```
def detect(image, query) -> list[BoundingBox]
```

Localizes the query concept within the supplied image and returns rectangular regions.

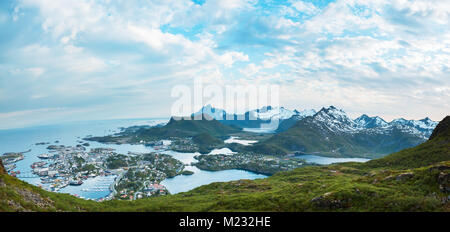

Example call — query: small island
[181,170,194,175]
[194,153,306,175]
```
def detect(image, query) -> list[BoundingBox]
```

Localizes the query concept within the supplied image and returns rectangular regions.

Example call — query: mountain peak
[359,114,369,118]
[193,105,227,120]
[252,106,296,121]
[317,106,348,118]
[313,106,360,132]
[297,109,316,116]
[202,104,213,109]
[355,114,388,128]
[257,105,274,112]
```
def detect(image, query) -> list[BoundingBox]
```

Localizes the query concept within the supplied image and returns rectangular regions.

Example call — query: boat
[31,161,47,168]
[69,180,83,186]
[37,154,53,159]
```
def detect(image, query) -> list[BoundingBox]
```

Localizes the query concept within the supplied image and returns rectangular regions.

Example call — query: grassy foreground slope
[1,117,449,212]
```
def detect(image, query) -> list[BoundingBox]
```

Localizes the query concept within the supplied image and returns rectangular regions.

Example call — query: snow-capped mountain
[312,106,360,132]
[190,104,439,158]
[192,104,438,139]
[275,108,317,132]
[249,106,296,121]
[294,109,317,119]
[192,105,317,132]
[355,114,388,128]
[259,106,440,158]
[192,104,227,120]
[390,117,438,138]
[305,106,438,138]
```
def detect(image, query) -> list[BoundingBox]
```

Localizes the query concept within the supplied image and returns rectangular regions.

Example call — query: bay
[0,119,268,200]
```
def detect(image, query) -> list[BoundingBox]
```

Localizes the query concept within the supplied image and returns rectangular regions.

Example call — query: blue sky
[0,0,449,129]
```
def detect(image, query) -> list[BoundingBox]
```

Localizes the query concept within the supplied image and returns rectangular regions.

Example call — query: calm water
[0,119,267,200]
[296,155,370,165]
[158,150,267,194]
[161,166,267,194]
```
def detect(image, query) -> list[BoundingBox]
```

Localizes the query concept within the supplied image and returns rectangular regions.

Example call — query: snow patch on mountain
[296,109,317,118]
[192,104,226,120]
[191,104,438,139]
[355,114,388,128]
[312,106,360,132]
[390,117,438,138]
[250,106,296,121]
[310,106,438,139]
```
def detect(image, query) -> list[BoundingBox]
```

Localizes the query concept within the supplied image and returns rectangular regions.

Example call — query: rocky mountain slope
[194,105,437,140]
[193,105,315,131]
[252,106,437,158]
[366,116,450,168]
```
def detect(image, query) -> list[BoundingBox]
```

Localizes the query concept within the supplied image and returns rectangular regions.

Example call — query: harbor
[0,119,272,201]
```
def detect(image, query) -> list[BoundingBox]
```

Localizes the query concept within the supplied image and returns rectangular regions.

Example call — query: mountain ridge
[365,115,450,169]
[193,105,438,137]
[252,106,437,158]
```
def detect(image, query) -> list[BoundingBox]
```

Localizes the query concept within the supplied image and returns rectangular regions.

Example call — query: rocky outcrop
[429,116,450,140]
[438,172,450,193]
[311,192,350,209]
[15,187,54,209]
[396,172,414,181]
[0,159,5,175]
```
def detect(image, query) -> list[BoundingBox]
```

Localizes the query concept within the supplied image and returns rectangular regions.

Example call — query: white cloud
[240,63,261,77]
[27,67,45,77]
[290,0,319,15]
[1,0,450,129]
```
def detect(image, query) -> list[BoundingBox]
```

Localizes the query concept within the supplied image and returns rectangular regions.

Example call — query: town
[0,152,25,173]
[194,153,306,175]
[1,141,189,201]
[2,136,308,202]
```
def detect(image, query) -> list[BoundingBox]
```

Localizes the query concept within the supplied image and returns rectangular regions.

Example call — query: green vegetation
[0,116,449,212]
[192,133,224,154]
[250,117,426,158]
[0,153,23,160]
[79,164,98,173]
[365,117,450,169]
[106,155,128,169]
[142,153,184,178]
[181,170,194,175]
[195,153,307,175]
[87,115,240,154]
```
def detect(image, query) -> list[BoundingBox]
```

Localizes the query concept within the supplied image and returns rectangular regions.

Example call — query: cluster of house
[30,146,118,191]
[1,153,24,172]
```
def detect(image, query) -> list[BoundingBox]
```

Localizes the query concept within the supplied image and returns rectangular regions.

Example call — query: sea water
[0,119,268,200]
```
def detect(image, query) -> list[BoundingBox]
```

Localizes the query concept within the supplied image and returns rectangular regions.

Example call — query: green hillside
[86,114,240,153]
[365,116,450,169]
[1,116,449,212]
[251,116,426,158]
[192,133,224,154]
[90,115,239,141]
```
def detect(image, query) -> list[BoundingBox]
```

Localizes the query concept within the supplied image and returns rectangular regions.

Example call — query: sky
[0,0,449,129]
